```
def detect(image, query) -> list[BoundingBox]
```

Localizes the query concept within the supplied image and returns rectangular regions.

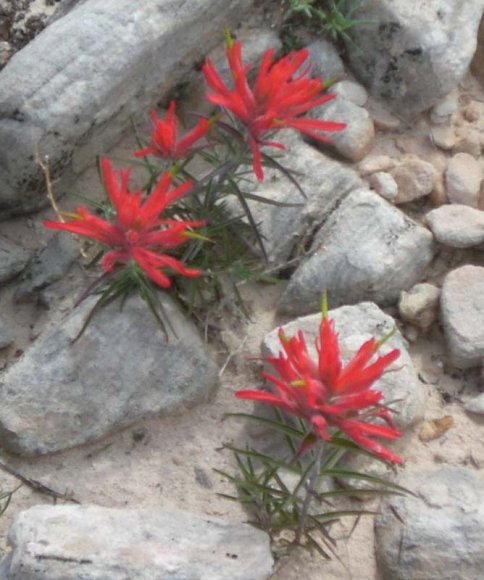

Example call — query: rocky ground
[1,1,484,579]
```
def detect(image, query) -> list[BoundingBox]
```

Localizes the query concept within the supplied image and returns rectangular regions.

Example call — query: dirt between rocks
[1,3,484,580]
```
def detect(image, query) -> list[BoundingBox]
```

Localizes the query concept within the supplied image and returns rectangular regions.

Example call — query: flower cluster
[44,158,203,288]
[202,36,345,180]
[44,34,344,294]
[236,311,402,464]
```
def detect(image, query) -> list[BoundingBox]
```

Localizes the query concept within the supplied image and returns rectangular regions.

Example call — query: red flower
[203,38,346,180]
[134,101,210,160]
[236,314,402,464]
[44,158,203,288]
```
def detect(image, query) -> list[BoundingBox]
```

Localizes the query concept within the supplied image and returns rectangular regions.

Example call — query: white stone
[306,38,345,81]
[441,265,484,368]
[398,283,441,330]
[465,393,484,415]
[359,155,397,176]
[446,152,482,207]
[426,204,484,248]
[430,92,459,124]
[332,79,368,106]
[0,505,273,579]
[430,126,456,150]
[345,0,484,118]
[391,157,437,204]
[369,171,398,200]
[309,97,375,162]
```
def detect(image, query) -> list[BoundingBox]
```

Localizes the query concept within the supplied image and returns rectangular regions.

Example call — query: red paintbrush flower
[134,101,210,160]
[203,36,346,180]
[44,158,203,289]
[236,311,402,464]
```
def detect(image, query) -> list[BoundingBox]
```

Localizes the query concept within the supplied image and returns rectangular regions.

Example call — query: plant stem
[295,441,324,544]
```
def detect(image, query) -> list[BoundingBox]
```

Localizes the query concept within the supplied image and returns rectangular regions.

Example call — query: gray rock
[430,92,459,124]
[0,0,252,217]
[0,235,30,285]
[236,131,364,266]
[391,157,437,204]
[263,302,426,429]
[306,38,345,81]
[0,319,13,349]
[398,283,440,331]
[465,393,484,415]
[278,189,434,316]
[369,171,398,201]
[441,265,484,368]
[430,125,456,150]
[308,96,374,162]
[426,204,484,248]
[1,504,273,579]
[345,0,484,118]
[0,294,218,455]
[446,152,482,207]
[358,155,397,177]
[332,80,368,106]
[14,232,79,302]
[375,467,484,580]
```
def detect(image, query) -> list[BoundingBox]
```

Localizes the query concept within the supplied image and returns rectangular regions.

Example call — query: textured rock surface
[392,157,437,204]
[0,294,218,455]
[14,233,79,302]
[309,97,374,162]
[278,189,434,315]
[398,283,441,331]
[426,204,484,248]
[441,265,484,368]
[446,152,482,207]
[0,0,252,217]
[0,319,13,349]
[0,504,273,579]
[465,393,484,415]
[345,0,484,117]
[375,467,484,580]
[263,302,426,429]
[306,38,345,81]
[237,131,363,266]
[0,235,30,285]
[369,171,398,201]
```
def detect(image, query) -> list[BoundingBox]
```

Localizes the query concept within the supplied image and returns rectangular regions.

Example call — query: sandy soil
[1,4,484,579]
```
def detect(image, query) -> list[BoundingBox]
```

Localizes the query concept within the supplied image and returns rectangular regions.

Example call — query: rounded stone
[391,157,437,204]
[446,152,482,207]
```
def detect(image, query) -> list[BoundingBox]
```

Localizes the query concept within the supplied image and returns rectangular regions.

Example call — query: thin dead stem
[35,146,89,259]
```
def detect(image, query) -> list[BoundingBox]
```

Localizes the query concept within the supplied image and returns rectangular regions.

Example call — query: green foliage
[217,411,409,558]
[281,0,365,47]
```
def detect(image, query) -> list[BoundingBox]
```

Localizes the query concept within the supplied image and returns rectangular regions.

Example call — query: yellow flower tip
[183,231,212,243]
[320,291,329,319]
[169,163,180,178]
[321,75,344,90]
[224,27,234,49]
[279,329,290,344]
[291,379,306,387]
[60,211,82,220]
[377,327,397,348]
[208,112,222,127]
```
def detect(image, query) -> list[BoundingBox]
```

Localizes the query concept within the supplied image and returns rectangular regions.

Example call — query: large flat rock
[0,504,273,579]
[0,294,218,455]
[278,189,434,316]
[0,0,252,218]
[346,0,484,117]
